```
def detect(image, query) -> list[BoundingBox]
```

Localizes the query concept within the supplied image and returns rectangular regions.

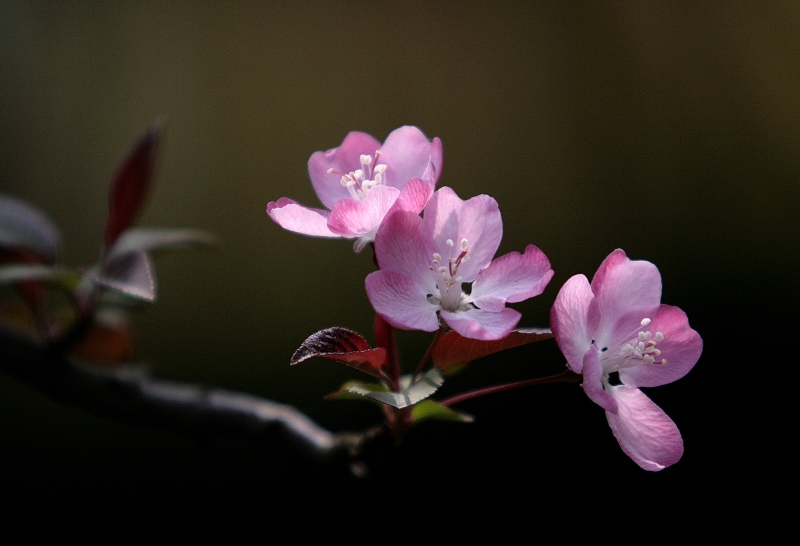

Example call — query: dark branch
[0,325,367,465]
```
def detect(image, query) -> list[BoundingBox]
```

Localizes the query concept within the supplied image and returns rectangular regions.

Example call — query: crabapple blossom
[550,248,703,471]
[267,126,443,252]
[365,186,553,340]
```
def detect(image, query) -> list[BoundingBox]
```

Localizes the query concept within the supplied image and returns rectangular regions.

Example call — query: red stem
[438,369,581,407]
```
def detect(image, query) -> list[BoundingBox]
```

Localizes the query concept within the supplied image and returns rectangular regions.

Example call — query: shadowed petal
[365,269,439,332]
[581,344,618,413]
[327,185,400,238]
[550,274,594,373]
[440,307,521,341]
[606,384,684,471]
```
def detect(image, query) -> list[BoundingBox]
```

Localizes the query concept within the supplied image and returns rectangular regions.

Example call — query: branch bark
[0,325,365,466]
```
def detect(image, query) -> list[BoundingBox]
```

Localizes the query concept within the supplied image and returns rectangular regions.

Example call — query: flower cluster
[269,126,703,471]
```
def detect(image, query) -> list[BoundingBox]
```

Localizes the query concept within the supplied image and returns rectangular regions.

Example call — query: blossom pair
[268,126,554,341]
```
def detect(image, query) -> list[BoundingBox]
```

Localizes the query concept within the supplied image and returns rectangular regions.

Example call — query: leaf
[290,327,387,379]
[411,399,474,424]
[0,193,61,263]
[0,263,78,288]
[104,227,219,260]
[104,122,162,250]
[345,368,444,409]
[432,327,554,372]
[94,251,156,302]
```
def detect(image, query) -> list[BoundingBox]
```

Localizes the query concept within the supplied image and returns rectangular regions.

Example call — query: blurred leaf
[94,251,156,302]
[105,227,219,260]
[411,399,474,424]
[0,263,78,288]
[346,368,444,409]
[432,327,553,372]
[70,321,136,366]
[104,122,161,250]
[0,193,61,263]
[291,326,387,379]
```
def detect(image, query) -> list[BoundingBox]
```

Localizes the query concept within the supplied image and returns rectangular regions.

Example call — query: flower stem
[413,327,445,380]
[438,369,581,407]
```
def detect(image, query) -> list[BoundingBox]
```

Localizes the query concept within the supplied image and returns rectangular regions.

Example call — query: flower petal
[550,273,594,373]
[307,131,382,209]
[327,185,400,238]
[365,269,440,332]
[589,249,662,345]
[378,126,443,189]
[471,244,553,306]
[440,307,521,341]
[581,344,618,413]
[388,176,435,215]
[421,187,502,280]
[373,210,437,295]
[620,304,703,388]
[605,384,684,471]
[267,198,339,238]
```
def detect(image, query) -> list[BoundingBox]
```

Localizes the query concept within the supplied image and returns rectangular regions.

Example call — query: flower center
[328,151,386,200]
[599,318,667,372]
[427,238,472,312]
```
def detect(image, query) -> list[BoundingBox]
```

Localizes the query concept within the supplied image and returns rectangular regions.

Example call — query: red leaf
[290,327,387,379]
[104,122,162,250]
[431,327,553,372]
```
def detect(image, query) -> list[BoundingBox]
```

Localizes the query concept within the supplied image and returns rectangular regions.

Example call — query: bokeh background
[1,1,796,519]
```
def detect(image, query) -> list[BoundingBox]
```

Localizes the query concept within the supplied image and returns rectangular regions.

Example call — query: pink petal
[471,244,553,306]
[373,210,438,295]
[327,185,400,238]
[605,384,684,471]
[388,176,435,215]
[620,304,703,388]
[581,344,618,413]
[422,187,502,280]
[365,269,439,332]
[550,274,594,373]
[307,131,382,209]
[440,307,521,341]
[378,126,443,189]
[267,198,338,238]
[589,249,662,343]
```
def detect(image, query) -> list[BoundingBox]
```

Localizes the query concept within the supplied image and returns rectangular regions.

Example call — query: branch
[0,325,366,466]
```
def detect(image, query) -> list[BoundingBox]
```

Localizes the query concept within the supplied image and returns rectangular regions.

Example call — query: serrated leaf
[104,123,161,250]
[95,251,156,301]
[0,193,61,263]
[291,327,387,379]
[410,399,474,424]
[346,368,444,409]
[432,327,554,372]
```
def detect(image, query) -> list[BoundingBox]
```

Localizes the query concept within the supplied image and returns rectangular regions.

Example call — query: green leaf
[432,327,554,373]
[411,399,474,424]
[344,368,444,409]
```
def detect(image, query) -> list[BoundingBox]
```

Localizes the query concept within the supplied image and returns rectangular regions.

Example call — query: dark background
[0,1,795,523]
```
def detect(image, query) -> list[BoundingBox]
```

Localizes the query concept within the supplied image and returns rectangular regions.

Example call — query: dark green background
[0,1,794,522]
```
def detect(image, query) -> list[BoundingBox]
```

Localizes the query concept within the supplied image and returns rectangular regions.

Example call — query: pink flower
[267,126,443,252]
[550,249,703,471]
[365,186,553,340]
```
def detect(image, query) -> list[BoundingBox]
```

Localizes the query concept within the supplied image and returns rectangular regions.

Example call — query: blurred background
[0,1,796,518]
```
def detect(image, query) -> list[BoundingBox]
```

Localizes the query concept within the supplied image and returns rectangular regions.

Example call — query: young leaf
[410,399,474,424]
[104,122,161,251]
[0,194,61,263]
[290,327,387,379]
[346,368,444,409]
[432,327,554,372]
